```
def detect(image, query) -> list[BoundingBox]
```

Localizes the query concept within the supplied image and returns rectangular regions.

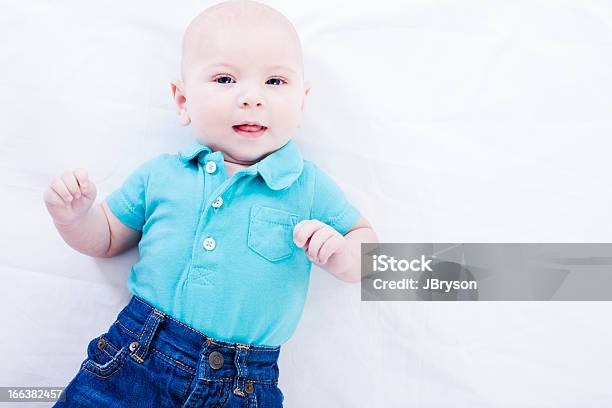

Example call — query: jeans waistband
[114,295,281,395]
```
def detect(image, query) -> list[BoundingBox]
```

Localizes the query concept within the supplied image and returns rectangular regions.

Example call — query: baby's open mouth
[232,123,267,138]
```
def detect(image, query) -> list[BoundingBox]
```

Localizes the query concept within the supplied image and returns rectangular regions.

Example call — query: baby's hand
[43,169,97,226]
[293,220,351,267]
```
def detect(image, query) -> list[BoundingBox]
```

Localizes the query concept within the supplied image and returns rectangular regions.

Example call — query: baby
[44,1,378,406]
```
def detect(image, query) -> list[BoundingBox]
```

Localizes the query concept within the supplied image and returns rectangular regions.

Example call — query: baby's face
[172,9,310,165]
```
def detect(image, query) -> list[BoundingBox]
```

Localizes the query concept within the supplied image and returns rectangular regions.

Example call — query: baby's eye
[265,78,286,86]
[214,76,235,84]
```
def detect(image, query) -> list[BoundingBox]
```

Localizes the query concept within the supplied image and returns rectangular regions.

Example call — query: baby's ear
[170,80,190,126]
[301,81,311,112]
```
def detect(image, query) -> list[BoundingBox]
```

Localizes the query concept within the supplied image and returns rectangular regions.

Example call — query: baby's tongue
[235,124,264,131]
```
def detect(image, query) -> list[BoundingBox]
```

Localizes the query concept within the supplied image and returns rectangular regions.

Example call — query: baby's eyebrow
[266,64,297,74]
[204,62,296,74]
[205,62,239,71]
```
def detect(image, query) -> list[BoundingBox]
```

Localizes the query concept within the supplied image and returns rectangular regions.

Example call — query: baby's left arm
[293,216,378,283]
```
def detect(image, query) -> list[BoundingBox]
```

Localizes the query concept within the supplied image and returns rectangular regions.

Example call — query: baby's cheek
[270,93,303,129]
[189,87,225,113]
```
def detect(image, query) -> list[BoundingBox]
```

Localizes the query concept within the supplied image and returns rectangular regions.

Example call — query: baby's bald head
[171,0,311,162]
[180,0,304,82]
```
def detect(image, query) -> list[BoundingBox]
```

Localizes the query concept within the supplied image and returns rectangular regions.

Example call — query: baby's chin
[230,137,290,159]
[221,144,277,165]
[201,133,290,164]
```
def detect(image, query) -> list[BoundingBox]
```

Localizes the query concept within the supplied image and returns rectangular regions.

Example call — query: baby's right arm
[43,169,141,258]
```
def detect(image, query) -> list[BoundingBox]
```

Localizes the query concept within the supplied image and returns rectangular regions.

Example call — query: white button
[211,196,223,208]
[203,237,216,251]
[205,161,217,174]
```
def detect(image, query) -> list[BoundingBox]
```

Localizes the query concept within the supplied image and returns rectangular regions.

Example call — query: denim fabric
[54,295,284,407]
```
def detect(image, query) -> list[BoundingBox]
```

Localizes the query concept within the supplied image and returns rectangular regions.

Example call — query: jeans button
[97,338,106,350]
[245,381,254,394]
[208,351,224,370]
[129,341,139,352]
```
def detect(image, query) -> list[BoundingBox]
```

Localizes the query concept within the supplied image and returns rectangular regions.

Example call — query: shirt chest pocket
[248,204,300,262]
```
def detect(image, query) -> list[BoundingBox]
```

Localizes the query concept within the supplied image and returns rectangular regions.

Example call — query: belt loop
[233,345,250,396]
[130,308,165,364]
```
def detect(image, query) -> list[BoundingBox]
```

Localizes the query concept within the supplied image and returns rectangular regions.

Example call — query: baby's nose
[240,100,263,108]
[238,92,264,108]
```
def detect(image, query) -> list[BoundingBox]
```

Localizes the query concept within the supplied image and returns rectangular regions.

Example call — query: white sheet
[2,0,612,406]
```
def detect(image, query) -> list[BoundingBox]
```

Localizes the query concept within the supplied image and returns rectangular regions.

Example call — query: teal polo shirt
[105,139,361,347]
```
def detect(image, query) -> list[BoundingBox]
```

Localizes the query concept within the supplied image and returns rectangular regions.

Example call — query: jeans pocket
[81,323,133,379]
[250,382,284,408]
[247,205,299,262]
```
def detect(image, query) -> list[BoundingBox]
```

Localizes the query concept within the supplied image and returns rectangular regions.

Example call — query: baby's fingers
[73,168,91,197]
[293,220,324,248]
[61,170,81,199]
[50,175,75,203]
[43,186,70,208]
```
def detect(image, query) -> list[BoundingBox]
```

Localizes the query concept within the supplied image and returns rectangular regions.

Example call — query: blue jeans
[53,295,284,407]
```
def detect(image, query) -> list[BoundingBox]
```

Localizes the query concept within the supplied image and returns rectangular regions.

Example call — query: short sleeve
[310,165,361,235]
[105,159,153,231]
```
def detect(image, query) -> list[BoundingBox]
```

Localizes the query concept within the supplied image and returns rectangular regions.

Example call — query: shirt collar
[178,139,213,162]
[178,139,304,190]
